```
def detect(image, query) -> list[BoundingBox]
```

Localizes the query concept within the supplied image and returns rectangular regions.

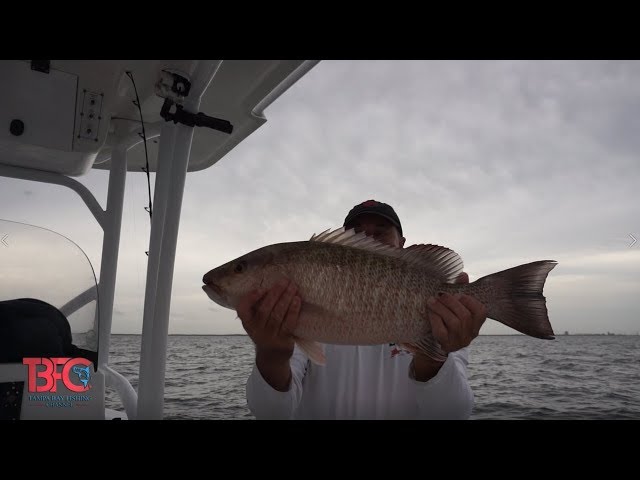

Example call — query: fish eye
[234,260,247,274]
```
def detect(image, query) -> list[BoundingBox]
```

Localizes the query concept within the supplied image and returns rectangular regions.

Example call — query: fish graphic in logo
[72,364,91,389]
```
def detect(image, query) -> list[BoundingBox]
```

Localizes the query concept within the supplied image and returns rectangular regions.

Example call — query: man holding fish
[202,199,556,419]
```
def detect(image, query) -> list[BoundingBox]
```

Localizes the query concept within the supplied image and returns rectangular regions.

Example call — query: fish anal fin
[295,338,326,365]
[399,336,448,363]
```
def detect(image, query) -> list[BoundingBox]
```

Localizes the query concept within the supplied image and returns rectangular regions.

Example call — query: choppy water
[105,335,640,420]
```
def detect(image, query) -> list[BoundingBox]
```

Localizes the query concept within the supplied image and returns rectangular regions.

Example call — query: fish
[202,226,557,365]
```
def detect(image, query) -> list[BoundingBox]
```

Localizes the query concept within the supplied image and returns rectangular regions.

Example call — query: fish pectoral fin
[294,338,326,365]
[399,337,448,363]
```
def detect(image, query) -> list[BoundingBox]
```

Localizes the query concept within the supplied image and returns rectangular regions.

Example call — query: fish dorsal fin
[310,227,397,252]
[400,244,464,283]
[309,227,464,283]
[309,228,331,241]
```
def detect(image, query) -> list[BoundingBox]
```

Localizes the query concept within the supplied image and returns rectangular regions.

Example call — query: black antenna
[125,71,153,257]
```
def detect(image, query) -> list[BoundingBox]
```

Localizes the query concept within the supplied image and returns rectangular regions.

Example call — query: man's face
[345,213,405,248]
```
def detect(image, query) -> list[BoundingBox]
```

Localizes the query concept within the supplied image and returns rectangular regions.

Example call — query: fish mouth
[202,270,222,293]
[202,283,232,309]
[202,282,223,295]
[202,271,214,284]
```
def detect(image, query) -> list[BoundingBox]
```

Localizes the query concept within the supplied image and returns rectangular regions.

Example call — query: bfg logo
[22,358,92,393]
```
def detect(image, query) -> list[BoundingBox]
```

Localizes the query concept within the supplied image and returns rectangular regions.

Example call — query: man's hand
[427,272,487,353]
[412,272,487,382]
[236,279,302,391]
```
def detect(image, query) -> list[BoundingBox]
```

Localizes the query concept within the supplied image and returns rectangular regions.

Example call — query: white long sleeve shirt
[246,342,474,420]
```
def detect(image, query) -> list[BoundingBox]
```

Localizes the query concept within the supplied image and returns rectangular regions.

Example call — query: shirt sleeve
[409,347,474,420]
[245,344,310,420]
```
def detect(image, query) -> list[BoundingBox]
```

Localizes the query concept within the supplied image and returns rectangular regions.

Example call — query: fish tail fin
[476,260,557,339]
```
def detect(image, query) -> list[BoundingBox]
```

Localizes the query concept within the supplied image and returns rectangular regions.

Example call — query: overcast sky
[1,60,639,336]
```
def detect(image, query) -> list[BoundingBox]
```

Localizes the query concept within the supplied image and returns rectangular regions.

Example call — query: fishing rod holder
[159,98,233,134]
[156,69,233,134]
